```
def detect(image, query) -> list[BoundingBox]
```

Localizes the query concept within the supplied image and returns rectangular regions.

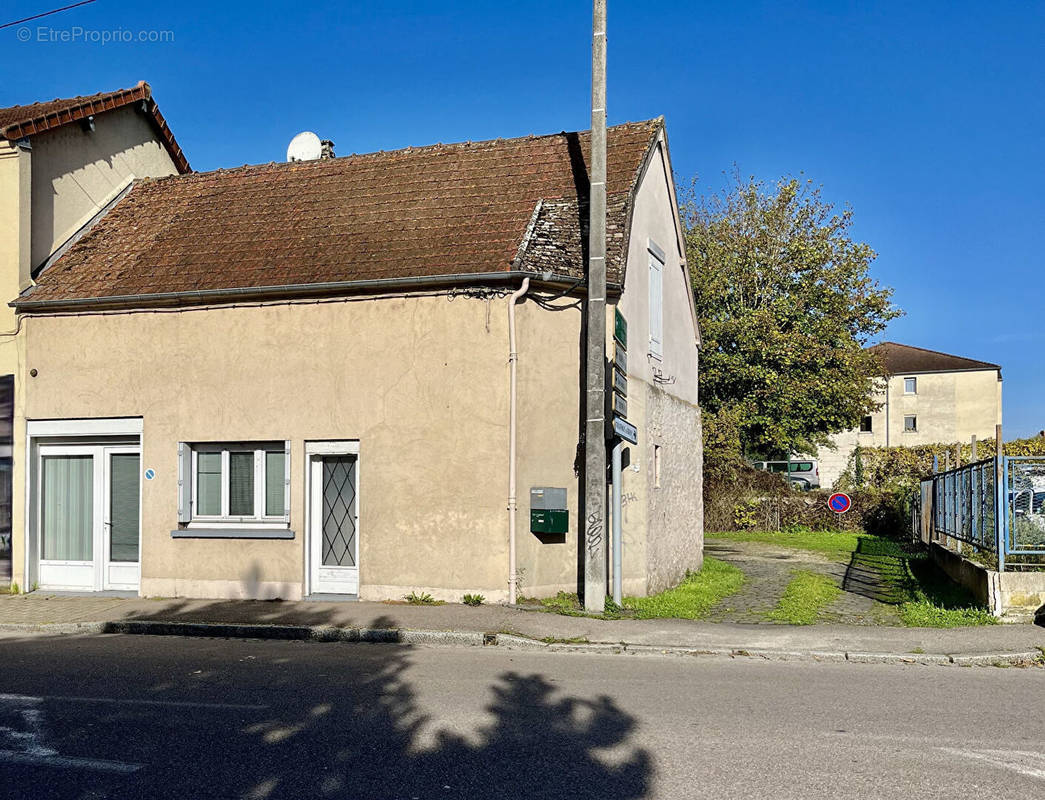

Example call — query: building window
[653,444,662,488]
[860,416,873,433]
[181,442,288,525]
[904,415,917,432]
[904,377,917,394]
[648,250,663,360]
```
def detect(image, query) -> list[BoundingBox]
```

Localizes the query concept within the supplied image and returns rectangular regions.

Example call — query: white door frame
[304,441,360,597]
[36,443,102,591]
[101,446,142,591]
[24,418,144,592]
[29,424,142,593]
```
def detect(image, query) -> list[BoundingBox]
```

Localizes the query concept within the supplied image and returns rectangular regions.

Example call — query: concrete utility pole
[583,0,608,612]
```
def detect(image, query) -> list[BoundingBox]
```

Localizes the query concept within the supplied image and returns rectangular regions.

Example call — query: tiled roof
[18,119,660,308]
[870,342,1001,375]
[0,81,190,174]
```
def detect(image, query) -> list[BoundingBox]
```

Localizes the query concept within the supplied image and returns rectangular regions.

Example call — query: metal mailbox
[530,487,568,535]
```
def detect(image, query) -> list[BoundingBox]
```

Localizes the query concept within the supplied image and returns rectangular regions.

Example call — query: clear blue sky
[6,1,1043,437]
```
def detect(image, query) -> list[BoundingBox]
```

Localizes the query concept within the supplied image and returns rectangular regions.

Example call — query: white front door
[37,444,141,592]
[102,448,141,590]
[309,452,359,595]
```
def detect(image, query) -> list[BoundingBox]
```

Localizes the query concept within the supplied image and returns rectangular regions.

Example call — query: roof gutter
[12,270,608,314]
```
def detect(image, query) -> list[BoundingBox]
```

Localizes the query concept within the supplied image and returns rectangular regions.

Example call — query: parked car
[1010,489,1045,516]
[752,459,820,490]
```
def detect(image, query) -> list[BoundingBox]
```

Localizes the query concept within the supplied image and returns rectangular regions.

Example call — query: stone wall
[644,383,703,593]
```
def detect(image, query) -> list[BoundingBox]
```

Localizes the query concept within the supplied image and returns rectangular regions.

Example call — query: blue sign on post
[828,492,851,513]
[144,469,156,481]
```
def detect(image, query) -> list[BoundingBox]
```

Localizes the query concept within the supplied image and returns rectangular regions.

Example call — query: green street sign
[614,308,627,348]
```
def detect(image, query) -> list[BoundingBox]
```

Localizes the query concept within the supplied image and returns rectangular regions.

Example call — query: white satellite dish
[286,131,323,162]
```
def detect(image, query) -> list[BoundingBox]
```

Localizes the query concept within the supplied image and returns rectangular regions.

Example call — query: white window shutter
[649,254,663,358]
[177,442,192,523]
[283,441,291,523]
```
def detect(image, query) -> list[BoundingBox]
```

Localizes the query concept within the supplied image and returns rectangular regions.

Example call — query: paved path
[704,538,900,624]
[1,635,1044,799]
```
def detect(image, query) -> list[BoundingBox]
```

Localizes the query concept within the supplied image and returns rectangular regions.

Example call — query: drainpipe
[507,277,530,604]
[611,439,623,605]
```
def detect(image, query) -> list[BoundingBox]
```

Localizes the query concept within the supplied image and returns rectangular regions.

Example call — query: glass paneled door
[309,451,359,595]
[37,444,140,591]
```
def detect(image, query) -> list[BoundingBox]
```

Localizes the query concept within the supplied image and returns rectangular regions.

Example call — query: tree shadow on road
[199,646,650,799]
[0,640,652,799]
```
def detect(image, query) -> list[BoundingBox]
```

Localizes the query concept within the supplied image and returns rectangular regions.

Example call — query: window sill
[171,528,295,540]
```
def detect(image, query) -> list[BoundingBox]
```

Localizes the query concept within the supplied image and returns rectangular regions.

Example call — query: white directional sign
[613,417,638,445]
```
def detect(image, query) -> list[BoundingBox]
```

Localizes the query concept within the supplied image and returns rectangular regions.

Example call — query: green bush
[404,591,440,605]
[835,435,1045,494]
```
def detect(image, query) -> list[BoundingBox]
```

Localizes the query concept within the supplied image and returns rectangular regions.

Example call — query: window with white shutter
[180,442,289,527]
[648,248,664,359]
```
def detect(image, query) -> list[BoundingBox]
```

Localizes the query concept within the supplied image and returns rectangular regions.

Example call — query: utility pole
[583,0,608,612]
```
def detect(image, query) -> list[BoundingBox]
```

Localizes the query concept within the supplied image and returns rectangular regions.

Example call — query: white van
[752,459,821,490]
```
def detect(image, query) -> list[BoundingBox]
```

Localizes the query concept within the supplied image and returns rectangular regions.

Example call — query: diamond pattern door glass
[322,456,356,567]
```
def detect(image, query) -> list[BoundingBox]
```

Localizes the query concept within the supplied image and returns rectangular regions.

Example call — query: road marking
[938,747,1045,782]
[0,694,141,772]
[0,749,141,773]
[0,692,266,711]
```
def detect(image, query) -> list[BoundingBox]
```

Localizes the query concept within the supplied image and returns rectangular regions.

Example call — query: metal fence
[1003,457,1045,559]
[927,456,1045,570]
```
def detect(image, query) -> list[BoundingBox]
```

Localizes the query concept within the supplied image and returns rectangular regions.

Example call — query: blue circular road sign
[828,492,851,513]
[144,468,156,481]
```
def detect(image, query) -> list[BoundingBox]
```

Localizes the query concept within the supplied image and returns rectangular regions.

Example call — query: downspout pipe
[611,439,623,605]
[507,277,530,604]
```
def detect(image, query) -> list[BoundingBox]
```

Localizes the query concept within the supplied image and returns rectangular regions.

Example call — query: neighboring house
[0,82,189,581]
[818,342,1002,487]
[9,118,702,602]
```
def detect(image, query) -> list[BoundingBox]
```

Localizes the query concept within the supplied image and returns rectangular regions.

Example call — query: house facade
[0,82,189,582]
[9,118,702,602]
[819,342,1002,488]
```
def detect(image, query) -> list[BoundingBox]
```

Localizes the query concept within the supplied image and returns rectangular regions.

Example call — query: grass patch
[713,529,996,627]
[540,635,590,645]
[893,559,996,627]
[767,571,842,625]
[623,557,745,619]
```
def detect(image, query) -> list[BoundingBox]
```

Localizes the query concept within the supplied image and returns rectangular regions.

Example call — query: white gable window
[178,442,289,526]
[648,241,664,360]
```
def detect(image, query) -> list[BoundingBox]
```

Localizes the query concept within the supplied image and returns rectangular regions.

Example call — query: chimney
[320,140,335,159]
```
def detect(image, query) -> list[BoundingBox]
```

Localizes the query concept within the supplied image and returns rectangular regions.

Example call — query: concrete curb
[0,620,1041,668]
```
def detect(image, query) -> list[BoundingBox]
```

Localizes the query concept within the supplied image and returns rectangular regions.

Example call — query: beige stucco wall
[28,105,177,271]
[616,134,703,593]
[1,106,180,589]
[819,369,1003,487]
[16,296,516,601]
[0,140,32,378]
[512,296,585,597]
[17,285,694,602]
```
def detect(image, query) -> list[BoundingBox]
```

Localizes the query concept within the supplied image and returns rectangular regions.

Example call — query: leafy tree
[683,172,901,461]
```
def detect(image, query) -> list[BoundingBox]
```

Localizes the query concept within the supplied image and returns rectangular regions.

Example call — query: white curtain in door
[42,455,93,561]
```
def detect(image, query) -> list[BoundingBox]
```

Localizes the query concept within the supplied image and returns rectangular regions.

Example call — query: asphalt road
[0,634,1042,799]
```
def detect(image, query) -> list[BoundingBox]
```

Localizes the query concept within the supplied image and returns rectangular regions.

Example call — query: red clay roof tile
[20,120,660,307]
[870,342,1001,375]
[0,81,190,174]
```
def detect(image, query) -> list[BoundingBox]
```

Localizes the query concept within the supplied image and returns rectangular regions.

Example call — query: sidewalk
[1,593,1042,666]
